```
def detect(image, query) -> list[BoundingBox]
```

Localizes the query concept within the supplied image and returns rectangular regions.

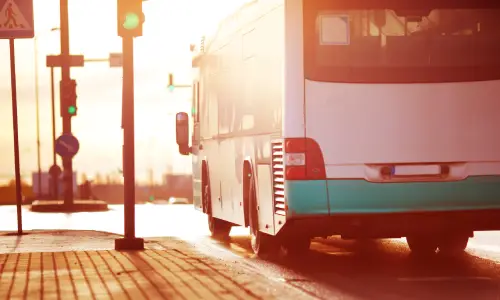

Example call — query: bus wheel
[438,234,469,256]
[282,237,311,257]
[249,178,280,258]
[204,181,231,239]
[406,236,438,256]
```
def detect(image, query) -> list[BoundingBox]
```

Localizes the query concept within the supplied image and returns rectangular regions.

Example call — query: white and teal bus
[175,0,500,257]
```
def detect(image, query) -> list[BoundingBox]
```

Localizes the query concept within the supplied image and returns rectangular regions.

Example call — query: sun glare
[0,0,250,183]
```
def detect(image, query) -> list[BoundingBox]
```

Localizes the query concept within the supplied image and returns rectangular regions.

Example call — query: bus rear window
[304,8,500,83]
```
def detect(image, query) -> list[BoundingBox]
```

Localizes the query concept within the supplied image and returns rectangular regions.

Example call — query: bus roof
[192,0,259,66]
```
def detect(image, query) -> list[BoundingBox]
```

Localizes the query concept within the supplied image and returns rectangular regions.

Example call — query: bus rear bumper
[282,209,500,239]
[283,177,500,238]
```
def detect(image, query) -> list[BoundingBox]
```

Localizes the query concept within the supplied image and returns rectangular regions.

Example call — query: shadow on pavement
[219,235,500,300]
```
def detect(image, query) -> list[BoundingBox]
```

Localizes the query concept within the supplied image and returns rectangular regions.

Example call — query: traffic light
[168,73,174,92]
[60,79,77,117]
[117,0,145,38]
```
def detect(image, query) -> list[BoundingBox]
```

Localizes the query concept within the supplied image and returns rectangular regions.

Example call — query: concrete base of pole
[30,200,108,213]
[114,237,145,251]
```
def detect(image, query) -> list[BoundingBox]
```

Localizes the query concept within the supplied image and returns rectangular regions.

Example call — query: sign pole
[9,38,23,235]
[0,0,35,233]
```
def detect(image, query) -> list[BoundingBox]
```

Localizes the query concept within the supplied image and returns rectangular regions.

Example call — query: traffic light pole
[50,67,59,199]
[114,35,144,250]
[60,0,74,209]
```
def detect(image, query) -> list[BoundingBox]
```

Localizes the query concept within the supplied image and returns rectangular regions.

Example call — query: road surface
[1,204,500,299]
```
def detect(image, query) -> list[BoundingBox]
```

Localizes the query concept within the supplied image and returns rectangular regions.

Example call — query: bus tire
[406,236,438,256]
[204,174,231,239]
[438,234,469,256]
[249,175,280,258]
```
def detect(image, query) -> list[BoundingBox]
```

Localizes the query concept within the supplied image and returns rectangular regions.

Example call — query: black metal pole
[50,67,58,199]
[51,67,56,166]
[9,38,23,235]
[60,0,73,208]
[33,37,42,198]
[123,36,135,239]
[115,35,143,251]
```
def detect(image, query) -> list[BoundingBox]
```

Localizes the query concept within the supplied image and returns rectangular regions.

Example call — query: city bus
[175,0,500,257]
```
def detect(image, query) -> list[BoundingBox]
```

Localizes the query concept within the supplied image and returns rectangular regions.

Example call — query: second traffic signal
[60,79,77,118]
[117,0,145,38]
[168,73,174,92]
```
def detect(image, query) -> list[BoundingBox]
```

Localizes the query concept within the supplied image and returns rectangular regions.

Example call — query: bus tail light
[284,138,326,180]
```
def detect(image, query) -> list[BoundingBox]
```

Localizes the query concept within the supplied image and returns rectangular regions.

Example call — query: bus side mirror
[175,112,191,155]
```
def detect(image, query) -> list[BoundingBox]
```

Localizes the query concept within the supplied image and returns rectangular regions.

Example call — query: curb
[30,200,109,213]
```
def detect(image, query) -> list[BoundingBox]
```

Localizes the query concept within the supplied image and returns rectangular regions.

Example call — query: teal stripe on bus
[286,180,329,216]
[285,176,500,216]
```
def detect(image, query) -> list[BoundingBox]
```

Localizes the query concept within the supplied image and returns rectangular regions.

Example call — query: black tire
[406,236,438,256]
[249,175,280,258]
[438,234,469,256]
[204,178,231,239]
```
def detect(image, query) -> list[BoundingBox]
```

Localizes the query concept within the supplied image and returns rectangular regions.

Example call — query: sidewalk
[0,230,313,300]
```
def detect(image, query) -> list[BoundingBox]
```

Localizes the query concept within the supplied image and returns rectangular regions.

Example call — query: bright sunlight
[0,0,248,184]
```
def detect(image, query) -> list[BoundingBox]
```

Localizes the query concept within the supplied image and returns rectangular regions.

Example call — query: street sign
[109,53,123,67]
[46,55,85,68]
[0,0,34,39]
[49,164,62,177]
[55,134,80,158]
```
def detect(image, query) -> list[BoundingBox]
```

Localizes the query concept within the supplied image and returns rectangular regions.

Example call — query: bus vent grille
[272,140,285,216]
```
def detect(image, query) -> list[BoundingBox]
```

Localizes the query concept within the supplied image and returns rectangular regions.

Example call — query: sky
[0,0,247,184]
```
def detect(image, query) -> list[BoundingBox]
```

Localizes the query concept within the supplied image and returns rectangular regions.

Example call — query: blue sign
[0,0,35,39]
[55,134,80,158]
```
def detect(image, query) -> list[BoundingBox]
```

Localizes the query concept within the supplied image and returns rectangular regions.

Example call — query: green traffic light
[68,105,77,115]
[168,85,175,92]
[123,13,140,30]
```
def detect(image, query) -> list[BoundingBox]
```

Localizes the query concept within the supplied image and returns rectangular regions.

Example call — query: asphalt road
[1,204,500,299]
